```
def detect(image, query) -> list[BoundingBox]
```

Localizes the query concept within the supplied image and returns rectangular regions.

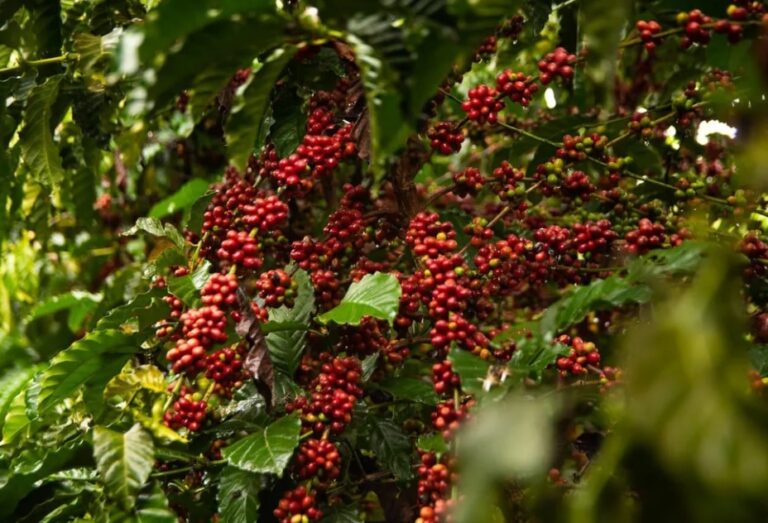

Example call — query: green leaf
[136,482,176,523]
[222,413,301,475]
[136,0,279,65]
[577,0,630,111]
[361,352,379,381]
[97,288,170,331]
[167,260,212,307]
[367,417,413,480]
[149,178,211,219]
[417,433,448,454]
[377,376,438,405]
[267,269,314,375]
[540,276,652,337]
[19,75,65,206]
[2,388,31,443]
[270,90,306,158]
[509,338,570,380]
[28,290,102,331]
[346,34,409,181]
[0,367,39,434]
[320,504,364,523]
[259,320,307,334]
[142,17,285,113]
[217,466,266,523]
[448,347,491,396]
[226,47,296,170]
[123,217,186,250]
[318,272,401,326]
[37,330,138,414]
[93,424,155,510]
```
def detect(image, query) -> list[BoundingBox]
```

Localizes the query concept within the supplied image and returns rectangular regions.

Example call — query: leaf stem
[0,53,78,75]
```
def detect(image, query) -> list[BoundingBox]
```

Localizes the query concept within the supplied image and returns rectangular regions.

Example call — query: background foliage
[1,0,768,522]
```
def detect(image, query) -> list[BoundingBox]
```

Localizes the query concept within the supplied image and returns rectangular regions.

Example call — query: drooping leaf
[28,290,102,332]
[320,504,365,523]
[267,269,314,376]
[226,47,296,170]
[149,178,212,219]
[448,347,492,396]
[19,75,65,206]
[0,367,39,434]
[217,466,266,523]
[141,17,285,113]
[136,0,279,66]
[377,376,438,405]
[93,424,155,510]
[222,413,301,475]
[136,482,176,523]
[97,288,170,331]
[318,272,401,326]
[123,217,186,250]
[417,433,448,454]
[37,330,138,414]
[367,416,413,480]
[166,260,212,307]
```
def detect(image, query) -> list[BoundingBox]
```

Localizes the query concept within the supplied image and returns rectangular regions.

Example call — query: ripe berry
[256,269,298,308]
[273,486,322,523]
[461,84,505,125]
[538,47,577,84]
[294,438,342,481]
[201,272,239,309]
[452,167,485,197]
[496,70,539,106]
[164,393,207,432]
[428,122,465,155]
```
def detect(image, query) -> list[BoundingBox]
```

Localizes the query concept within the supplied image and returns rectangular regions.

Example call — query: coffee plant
[2,0,768,521]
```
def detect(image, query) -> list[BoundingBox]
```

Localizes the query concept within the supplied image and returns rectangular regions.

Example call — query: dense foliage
[2,0,768,522]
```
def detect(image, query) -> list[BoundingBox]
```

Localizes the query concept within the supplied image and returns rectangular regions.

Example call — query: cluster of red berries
[216,229,262,271]
[636,20,663,53]
[156,293,184,338]
[432,360,461,396]
[417,452,454,505]
[555,335,601,378]
[560,170,596,198]
[624,218,667,255]
[205,346,245,395]
[678,9,713,48]
[273,486,322,523]
[740,232,768,279]
[428,122,465,155]
[339,317,388,357]
[406,213,459,259]
[629,111,655,138]
[432,398,474,440]
[452,167,485,197]
[537,47,577,84]
[570,221,618,256]
[165,306,228,374]
[255,269,297,308]
[461,85,505,125]
[429,313,487,353]
[201,272,239,309]
[240,195,289,231]
[164,391,207,432]
[496,70,539,107]
[492,161,525,199]
[287,356,363,435]
[556,133,608,162]
[294,438,341,481]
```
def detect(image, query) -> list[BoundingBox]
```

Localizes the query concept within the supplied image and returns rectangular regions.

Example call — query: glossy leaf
[367,416,413,480]
[222,413,301,475]
[318,272,401,326]
[93,424,155,510]
[217,466,266,523]
[149,178,211,219]
[267,269,314,376]
[37,330,138,414]
[19,75,65,206]
[227,47,296,170]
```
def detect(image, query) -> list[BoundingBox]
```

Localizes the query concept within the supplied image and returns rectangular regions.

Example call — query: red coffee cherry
[461,84,505,124]
[294,438,342,481]
[537,47,577,84]
[496,70,539,106]
[256,269,298,308]
[428,122,465,155]
[273,486,322,523]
